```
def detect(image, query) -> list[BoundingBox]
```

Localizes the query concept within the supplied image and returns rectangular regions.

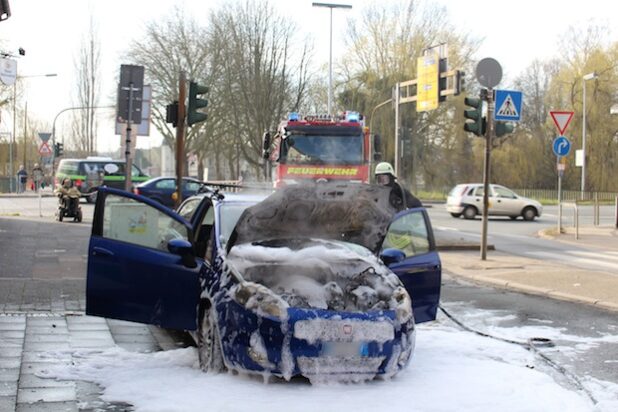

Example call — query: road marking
[526,251,618,272]
[435,226,460,231]
[569,250,618,263]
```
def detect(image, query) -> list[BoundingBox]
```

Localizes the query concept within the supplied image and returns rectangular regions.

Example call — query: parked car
[133,176,203,207]
[86,182,442,382]
[55,157,149,203]
[446,183,543,221]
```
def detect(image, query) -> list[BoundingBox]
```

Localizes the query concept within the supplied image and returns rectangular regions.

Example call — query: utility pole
[175,71,187,208]
[394,83,400,178]
[480,88,492,260]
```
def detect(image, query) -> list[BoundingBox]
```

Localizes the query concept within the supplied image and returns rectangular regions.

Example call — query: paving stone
[21,352,71,364]
[112,334,156,344]
[0,330,25,339]
[17,387,76,403]
[0,347,22,357]
[65,323,108,332]
[69,339,115,349]
[0,322,27,331]
[115,342,158,353]
[20,363,64,377]
[66,316,104,325]
[26,326,69,335]
[25,334,71,344]
[0,396,16,411]
[16,400,78,411]
[107,325,151,335]
[19,374,75,389]
[0,357,21,369]
[0,368,20,381]
[0,380,17,396]
[26,318,66,326]
[24,342,71,352]
[68,331,113,341]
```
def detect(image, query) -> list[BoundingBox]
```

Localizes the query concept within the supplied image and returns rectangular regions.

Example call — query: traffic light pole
[481,88,493,260]
[175,71,187,209]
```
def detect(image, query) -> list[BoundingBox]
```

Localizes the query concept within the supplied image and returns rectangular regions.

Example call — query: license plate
[322,342,369,357]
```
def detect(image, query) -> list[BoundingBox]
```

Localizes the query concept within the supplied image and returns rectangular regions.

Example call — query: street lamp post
[10,73,57,192]
[312,2,352,116]
[581,71,597,199]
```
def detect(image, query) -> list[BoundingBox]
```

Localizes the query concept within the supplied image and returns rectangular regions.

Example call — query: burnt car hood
[226,182,398,254]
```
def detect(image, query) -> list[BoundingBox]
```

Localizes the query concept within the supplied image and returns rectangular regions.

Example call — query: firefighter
[374,162,422,210]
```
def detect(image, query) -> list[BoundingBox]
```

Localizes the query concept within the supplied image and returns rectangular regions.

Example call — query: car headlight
[234,282,290,319]
[393,286,412,324]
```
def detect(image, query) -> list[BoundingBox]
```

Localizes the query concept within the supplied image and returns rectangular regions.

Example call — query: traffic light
[54,142,64,157]
[166,101,179,127]
[463,96,485,136]
[187,81,209,126]
[495,121,515,138]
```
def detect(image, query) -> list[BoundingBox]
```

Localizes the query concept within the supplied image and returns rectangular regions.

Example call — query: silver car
[446,183,543,221]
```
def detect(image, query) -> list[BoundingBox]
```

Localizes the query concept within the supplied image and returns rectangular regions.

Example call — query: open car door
[86,187,201,331]
[382,208,441,323]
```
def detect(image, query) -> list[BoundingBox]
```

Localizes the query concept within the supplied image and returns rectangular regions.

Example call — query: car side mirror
[380,248,406,266]
[168,238,197,268]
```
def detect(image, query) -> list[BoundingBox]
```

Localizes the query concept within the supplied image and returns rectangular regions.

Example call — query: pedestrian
[32,163,44,192]
[16,165,28,193]
[374,162,422,211]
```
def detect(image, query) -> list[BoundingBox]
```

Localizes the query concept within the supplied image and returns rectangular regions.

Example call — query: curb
[445,270,618,313]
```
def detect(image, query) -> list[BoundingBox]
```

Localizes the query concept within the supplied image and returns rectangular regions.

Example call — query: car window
[178,198,202,220]
[494,186,516,198]
[131,165,141,177]
[219,202,256,249]
[155,179,175,189]
[449,185,466,197]
[185,181,201,191]
[101,194,189,251]
[58,161,79,175]
[473,186,484,196]
[382,211,430,257]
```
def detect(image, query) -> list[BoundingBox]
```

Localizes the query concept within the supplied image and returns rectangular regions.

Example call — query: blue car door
[382,208,441,323]
[86,187,201,331]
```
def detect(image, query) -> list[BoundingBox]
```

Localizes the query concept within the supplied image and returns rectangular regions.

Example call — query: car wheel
[450,212,462,218]
[198,300,225,373]
[463,206,477,220]
[86,191,97,204]
[522,207,537,221]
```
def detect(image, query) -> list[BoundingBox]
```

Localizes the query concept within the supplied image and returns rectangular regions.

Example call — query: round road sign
[552,136,571,157]
[476,58,502,89]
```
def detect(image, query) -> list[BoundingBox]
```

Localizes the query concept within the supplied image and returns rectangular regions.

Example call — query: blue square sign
[494,90,523,121]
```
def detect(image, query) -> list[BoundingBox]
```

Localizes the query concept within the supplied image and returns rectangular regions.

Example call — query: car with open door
[86,182,441,382]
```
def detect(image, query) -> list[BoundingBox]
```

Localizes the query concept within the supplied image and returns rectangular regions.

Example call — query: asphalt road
[428,203,618,275]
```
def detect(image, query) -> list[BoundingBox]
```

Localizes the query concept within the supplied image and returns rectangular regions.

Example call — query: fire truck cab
[262,111,377,187]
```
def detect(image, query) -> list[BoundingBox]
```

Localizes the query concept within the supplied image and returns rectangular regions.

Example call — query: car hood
[226,182,398,254]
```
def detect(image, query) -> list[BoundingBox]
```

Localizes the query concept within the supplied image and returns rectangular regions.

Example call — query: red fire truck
[262,111,379,187]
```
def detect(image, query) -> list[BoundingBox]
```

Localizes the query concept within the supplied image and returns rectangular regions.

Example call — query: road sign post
[549,110,575,234]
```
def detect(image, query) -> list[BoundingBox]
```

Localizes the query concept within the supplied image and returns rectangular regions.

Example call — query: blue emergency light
[288,112,300,121]
[346,111,360,122]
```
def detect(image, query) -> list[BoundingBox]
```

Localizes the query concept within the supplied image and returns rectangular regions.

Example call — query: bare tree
[209,0,311,178]
[71,14,101,154]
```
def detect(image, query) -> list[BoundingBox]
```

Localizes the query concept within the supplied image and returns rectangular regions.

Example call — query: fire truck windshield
[280,134,363,165]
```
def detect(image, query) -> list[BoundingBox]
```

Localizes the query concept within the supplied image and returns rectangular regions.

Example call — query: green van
[55,157,150,203]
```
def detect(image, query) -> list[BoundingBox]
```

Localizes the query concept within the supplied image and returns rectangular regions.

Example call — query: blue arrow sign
[552,136,571,157]
[495,90,523,121]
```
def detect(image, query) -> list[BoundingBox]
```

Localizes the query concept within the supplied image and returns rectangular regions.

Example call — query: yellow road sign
[416,53,439,112]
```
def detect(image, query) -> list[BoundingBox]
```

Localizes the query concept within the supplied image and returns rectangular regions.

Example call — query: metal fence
[514,189,618,203]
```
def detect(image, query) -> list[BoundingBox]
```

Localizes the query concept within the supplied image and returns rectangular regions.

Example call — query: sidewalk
[440,225,618,312]
[0,187,55,198]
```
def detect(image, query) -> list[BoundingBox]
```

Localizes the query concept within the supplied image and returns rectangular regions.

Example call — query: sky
[1,0,617,155]
[39,304,618,411]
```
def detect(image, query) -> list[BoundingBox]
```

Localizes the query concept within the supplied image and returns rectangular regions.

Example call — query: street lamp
[312,2,352,116]
[581,71,597,199]
[11,73,57,192]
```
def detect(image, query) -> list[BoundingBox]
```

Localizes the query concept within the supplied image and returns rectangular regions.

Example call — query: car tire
[463,206,477,220]
[522,207,537,221]
[198,300,225,373]
[450,212,462,218]
[86,191,97,204]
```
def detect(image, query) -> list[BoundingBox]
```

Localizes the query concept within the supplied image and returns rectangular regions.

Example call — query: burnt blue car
[86,183,441,382]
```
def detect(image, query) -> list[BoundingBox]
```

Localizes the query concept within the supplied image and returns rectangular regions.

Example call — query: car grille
[294,319,394,343]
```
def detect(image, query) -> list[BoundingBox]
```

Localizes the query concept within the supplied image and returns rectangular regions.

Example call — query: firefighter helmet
[375,162,396,178]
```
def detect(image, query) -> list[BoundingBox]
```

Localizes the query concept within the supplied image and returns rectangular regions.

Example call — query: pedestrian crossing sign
[494,89,523,121]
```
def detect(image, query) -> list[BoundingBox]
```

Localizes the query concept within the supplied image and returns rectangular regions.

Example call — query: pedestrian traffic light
[54,142,64,157]
[187,81,209,126]
[463,96,485,136]
[166,101,179,128]
[495,121,515,138]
